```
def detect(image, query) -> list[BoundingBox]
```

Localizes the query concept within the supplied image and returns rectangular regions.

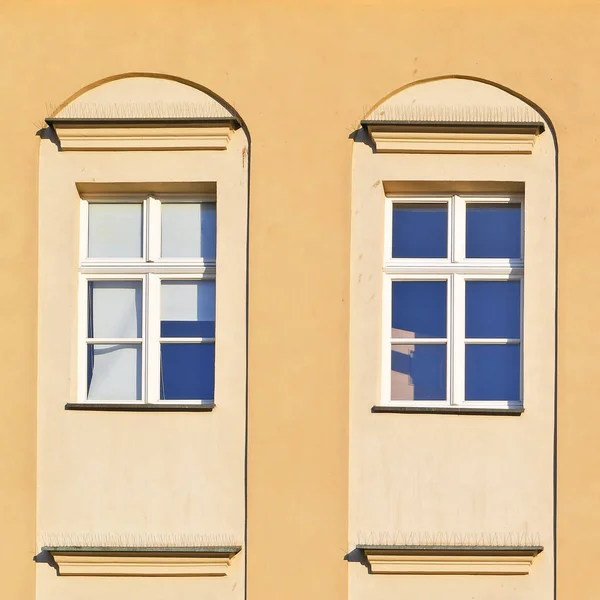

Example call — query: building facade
[0,1,597,598]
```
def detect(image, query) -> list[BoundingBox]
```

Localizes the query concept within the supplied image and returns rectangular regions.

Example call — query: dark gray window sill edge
[356,544,542,556]
[42,545,240,555]
[65,403,215,412]
[372,406,524,416]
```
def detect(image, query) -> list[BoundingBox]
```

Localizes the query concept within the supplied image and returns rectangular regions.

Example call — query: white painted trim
[365,124,540,154]
[47,547,240,576]
[382,193,523,409]
[53,124,235,151]
[78,195,216,406]
[361,547,541,575]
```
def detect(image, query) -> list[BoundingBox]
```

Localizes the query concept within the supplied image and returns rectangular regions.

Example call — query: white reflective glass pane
[88,281,142,338]
[87,344,141,401]
[161,203,216,258]
[160,279,215,338]
[161,280,215,337]
[88,203,143,258]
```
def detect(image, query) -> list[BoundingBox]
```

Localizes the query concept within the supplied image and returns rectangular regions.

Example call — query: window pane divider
[466,338,520,344]
[86,338,143,344]
[391,338,447,344]
[159,337,215,344]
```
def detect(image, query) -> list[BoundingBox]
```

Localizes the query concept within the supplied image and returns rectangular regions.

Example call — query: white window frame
[382,193,524,410]
[78,193,217,405]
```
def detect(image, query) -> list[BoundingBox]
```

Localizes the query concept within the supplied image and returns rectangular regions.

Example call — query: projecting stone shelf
[43,545,241,576]
[46,118,240,151]
[357,544,543,575]
[361,121,544,154]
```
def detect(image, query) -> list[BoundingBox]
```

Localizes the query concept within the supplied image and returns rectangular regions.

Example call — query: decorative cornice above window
[46,117,240,151]
[357,544,543,575]
[361,121,544,155]
[43,545,241,576]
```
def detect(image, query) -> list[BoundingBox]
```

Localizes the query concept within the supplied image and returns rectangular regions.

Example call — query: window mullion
[453,194,466,262]
[146,273,160,403]
[147,194,161,263]
[78,274,89,403]
[79,200,89,262]
[452,274,465,405]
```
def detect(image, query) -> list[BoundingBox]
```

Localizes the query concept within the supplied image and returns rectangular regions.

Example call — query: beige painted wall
[2,1,600,598]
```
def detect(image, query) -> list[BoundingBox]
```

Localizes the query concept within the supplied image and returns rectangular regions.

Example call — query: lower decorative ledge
[65,403,215,412]
[43,546,241,576]
[372,406,524,416]
[357,545,543,575]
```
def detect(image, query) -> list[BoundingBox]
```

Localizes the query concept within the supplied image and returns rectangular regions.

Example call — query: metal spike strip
[370,103,540,124]
[40,532,240,549]
[356,531,541,547]
[57,101,233,120]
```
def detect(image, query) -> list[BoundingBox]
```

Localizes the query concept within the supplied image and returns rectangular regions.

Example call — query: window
[384,194,523,409]
[78,194,217,405]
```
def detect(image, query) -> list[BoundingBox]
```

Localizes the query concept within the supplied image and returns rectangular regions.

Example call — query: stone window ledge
[357,544,543,575]
[43,545,241,576]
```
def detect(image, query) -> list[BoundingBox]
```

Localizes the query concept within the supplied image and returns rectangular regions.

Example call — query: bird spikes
[370,104,540,124]
[40,532,239,549]
[56,101,233,120]
[357,530,541,548]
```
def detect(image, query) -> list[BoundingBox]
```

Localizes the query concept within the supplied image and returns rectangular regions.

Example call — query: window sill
[65,403,215,412]
[372,405,523,416]
[357,544,542,575]
[43,545,240,576]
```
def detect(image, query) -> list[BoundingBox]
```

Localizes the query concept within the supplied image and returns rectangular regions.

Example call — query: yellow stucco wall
[2,1,600,598]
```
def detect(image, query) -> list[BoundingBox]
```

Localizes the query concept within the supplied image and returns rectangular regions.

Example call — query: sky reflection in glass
[392,281,447,338]
[466,280,520,339]
[160,343,215,401]
[465,344,520,401]
[392,204,447,258]
[391,345,446,400]
[466,203,521,258]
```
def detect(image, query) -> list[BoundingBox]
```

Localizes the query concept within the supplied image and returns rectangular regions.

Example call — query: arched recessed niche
[37,73,249,588]
[348,77,556,595]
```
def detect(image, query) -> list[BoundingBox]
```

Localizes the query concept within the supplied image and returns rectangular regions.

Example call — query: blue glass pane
[392,204,447,258]
[466,280,520,339]
[161,280,215,338]
[392,281,447,338]
[466,203,521,258]
[465,344,520,401]
[160,343,215,400]
[391,344,446,400]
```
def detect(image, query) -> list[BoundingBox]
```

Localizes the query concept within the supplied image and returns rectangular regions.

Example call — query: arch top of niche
[46,75,240,151]
[361,77,546,155]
